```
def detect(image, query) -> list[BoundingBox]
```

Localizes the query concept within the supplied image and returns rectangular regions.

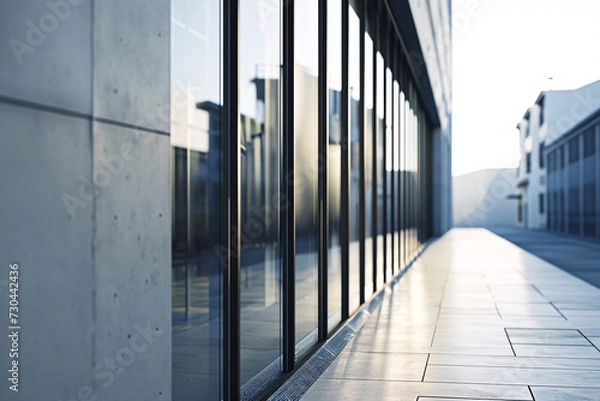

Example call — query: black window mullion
[358,0,366,305]
[282,0,296,374]
[340,0,350,321]
[318,0,329,343]
[222,0,240,398]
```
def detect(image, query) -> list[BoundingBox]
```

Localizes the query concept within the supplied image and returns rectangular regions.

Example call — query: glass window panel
[295,0,319,355]
[376,52,385,288]
[584,127,596,158]
[584,183,596,237]
[327,0,342,330]
[569,187,580,235]
[364,32,374,297]
[392,80,400,273]
[170,1,221,400]
[348,5,361,312]
[399,90,406,267]
[239,0,282,391]
[385,68,393,279]
[569,137,579,164]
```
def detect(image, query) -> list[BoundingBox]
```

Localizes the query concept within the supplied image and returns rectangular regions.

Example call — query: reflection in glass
[295,0,319,356]
[399,90,406,267]
[376,52,385,289]
[328,0,342,330]
[385,69,393,279]
[239,0,282,393]
[364,32,374,297]
[170,0,221,400]
[392,81,400,273]
[348,5,361,312]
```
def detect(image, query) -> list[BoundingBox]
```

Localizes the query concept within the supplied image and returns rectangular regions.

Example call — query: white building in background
[516,79,600,229]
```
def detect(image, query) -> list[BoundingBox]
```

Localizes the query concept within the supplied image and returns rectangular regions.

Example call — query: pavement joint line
[577,329,600,353]
[421,354,431,382]
[504,327,517,357]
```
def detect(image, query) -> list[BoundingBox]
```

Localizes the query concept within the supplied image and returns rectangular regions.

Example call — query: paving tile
[496,303,562,318]
[320,352,428,381]
[512,344,600,358]
[553,303,600,311]
[506,329,590,345]
[500,316,571,328]
[429,354,600,370]
[432,331,510,348]
[531,386,600,401]
[425,364,600,387]
[418,399,529,401]
[428,346,515,356]
[301,379,532,401]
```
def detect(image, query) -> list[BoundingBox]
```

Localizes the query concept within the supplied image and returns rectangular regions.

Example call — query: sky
[451,0,600,176]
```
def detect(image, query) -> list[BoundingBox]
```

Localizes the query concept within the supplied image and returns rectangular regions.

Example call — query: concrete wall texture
[0,1,172,400]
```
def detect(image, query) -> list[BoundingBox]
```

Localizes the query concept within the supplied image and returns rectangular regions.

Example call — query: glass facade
[170,0,437,399]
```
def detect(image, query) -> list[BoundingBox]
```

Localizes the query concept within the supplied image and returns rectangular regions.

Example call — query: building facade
[0,0,451,400]
[515,80,600,229]
[546,109,600,238]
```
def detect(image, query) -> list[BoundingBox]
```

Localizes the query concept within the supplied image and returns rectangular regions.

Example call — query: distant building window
[539,142,545,168]
[539,193,544,214]
[584,183,596,237]
[584,127,596,158]
[569,187,580,234]
[559,145,565,169]
[538,96,544,126]
[569,137,579,164]
[518,200,523,223]
[526,152,531,173]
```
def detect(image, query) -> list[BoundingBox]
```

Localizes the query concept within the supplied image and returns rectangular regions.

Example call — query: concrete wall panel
[0,0,92,114]
[93,0,170,132]
[0,102,94,400]
[92,123,171,400]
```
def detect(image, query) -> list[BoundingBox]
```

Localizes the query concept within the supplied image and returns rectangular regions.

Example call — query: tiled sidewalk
[301,229,600,401]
